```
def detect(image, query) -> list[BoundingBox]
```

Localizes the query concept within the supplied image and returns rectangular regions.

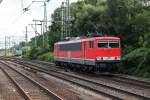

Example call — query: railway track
[0,60,62,100]
[112,74,150,89]
[30,59,150,88]
[21,59,150,90]
[4,59,150,100]
[0,68,25,100]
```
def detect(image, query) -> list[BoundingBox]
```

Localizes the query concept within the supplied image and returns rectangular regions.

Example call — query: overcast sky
[0,0,77,48]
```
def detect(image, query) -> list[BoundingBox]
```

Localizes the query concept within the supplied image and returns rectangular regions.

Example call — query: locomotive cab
[94,37,121,72]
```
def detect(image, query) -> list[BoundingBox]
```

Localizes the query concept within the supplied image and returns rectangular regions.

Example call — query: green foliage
[123,48,148,67]
[21,46,30,57]
[50,7,62,35]
[48,32,59,51]
[27,0,150,77]
[142,33,150,48]
[72,2,107,35]
[37,52,54,62]
[122,48,150,77]
[49,0,150,77]
[84,0,98,5]
[19,42,26,47]
[29,47,49,59]
[29,48,40,59]
[122,45,135,56]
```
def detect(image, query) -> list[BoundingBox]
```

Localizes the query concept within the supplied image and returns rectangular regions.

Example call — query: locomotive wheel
[81,65,87,72]
[95,63,100,72]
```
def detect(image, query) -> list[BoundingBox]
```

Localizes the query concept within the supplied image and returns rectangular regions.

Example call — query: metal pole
[32,19,49,47]
[43,2,46,32]
[25,26,28,43]
[43,3,46,46]
[43,2,48,46]
[34,21,37,47]
[8,37,10,56]
[25,26,28,56]
[9,37,11,55]
[5,36,6,56]
[67,0,70,37]
[41,21,44,47]
[61,2,64,40]
[64,2,67,38]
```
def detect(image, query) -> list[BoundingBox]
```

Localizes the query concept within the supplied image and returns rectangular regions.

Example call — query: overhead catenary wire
[11,1,34,24]
[6,0,52,49]
[12,0,51,24]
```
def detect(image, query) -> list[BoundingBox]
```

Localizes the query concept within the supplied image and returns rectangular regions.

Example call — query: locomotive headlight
[115,56,121,60]
[96,57,100,60]
[117,57,121,60]
[96,56,121,60]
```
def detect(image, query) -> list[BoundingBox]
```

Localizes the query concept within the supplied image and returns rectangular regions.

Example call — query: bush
[29,47,50,59]
[122,47,150,77]
[29,48,39,59]
[37,52,54,62]
[123,48,148,67]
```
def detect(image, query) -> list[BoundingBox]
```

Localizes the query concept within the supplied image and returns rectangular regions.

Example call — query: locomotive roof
[55,36,120,45]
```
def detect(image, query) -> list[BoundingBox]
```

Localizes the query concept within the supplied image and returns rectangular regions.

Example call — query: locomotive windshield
[97,41,120,48]
[109,41,119,48]
[97,41,108,48]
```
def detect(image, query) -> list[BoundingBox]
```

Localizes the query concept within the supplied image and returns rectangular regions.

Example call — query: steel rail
[0,66,32,100]
[11,60,150,100]
[2,59,121,100]
[112,74,150,88]
[0,61,63,100]
[28,59,150,89]
[1,57,150,99]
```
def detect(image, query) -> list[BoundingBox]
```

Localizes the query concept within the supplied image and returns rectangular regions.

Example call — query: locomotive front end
[95,37,121,72]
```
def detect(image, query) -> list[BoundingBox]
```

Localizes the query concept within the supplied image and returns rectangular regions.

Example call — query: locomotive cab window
[109,41,119,48]
[97,41,108,48]
[89,41,94,48]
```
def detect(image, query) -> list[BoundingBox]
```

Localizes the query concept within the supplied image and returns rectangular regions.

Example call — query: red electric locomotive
[54,36,121,72]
